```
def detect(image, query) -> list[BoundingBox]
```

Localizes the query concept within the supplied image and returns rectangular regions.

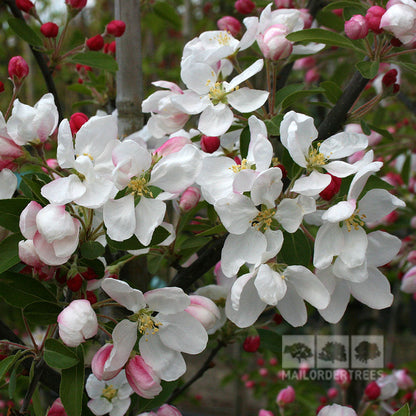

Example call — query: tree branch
[4,0,64,120]
[169,235,226,291]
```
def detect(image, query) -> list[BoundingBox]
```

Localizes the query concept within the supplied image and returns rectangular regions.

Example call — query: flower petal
[101,278,145,313]
[144,287,190,314]
[198,104,234,136]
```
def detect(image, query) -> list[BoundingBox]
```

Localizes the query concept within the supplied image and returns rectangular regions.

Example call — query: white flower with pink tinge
[19,201,80,266]
[100,278,208,382]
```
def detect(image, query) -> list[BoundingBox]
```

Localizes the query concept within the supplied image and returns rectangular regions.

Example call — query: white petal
[359,188,405,223]
[320,132,368,159]
[228,88,269,113]
[325,161,357,178]
[233,170,257,193]
[57,119,75,168]
[348,161,382,200]
[261,229,284,263]
[110,398,131,416]
[158,311,208,354]
[181,61,213,95]
[134,198,166,246]
[103,195,136,242]
[313,222,343,269]
[318,279,351,324]
[277,285,307,327]
[139,334,186,381]
[285,265,330,309]
[0,169,17,199]
[227,59,264,90]
[367,231,402,267]
[255,264,287,305]
[101,278,145,312]
[339,225,367,268]
[41,175,85,205]
[88,398,112,415]
[33,232,71,266]
[349,267,393,309]
[75,176,116,209]
[251,168,283,207]
[333,257,368,283]
[171,90,209,114]
[322,200,356,223]
[292,171,331,196]
[198,104,234,136]
[275,198,303,233]
[221,228,267,277]
[144,287,190,314]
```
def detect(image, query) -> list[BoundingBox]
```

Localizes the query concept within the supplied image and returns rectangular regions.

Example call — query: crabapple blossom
[401,266,416,293]
[7,94,58,145]
[276,386,295,405]
[8,56,29,81]
[0,169,17,199]
[100,278,208,381]
[47,398,67,416]
[380,1,416,45]
[317,404,357,416]
[86,371,133,416]
[57,299,98,347]
[19,202,80,266]
[157,405,182,416]
[280,111,368,196]
[185,295,221,330]
[217,16,241,36]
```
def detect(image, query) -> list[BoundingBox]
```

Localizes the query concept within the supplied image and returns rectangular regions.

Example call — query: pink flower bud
[300,9,313,29]
[327,387,338,399]
[235,0,255,14]
[185,295,221,330]
[319,174,342,201]
[259,410,274,416]
[16,0,35,13]
[57,299,98,347]
[154,136,191,157]
[275,0,293,8]
[243,335,260,352]
[259,25,292,60]
[0,81,4,94]
[407,251,416,265]
[125,355,162,399]
[305,68,320,83]
[217,16,241,37]
[245,380,255,388]
[394,369,414,389]
[259,368,268,377]
[365,6,386,34]
[345,15,368,40]
[276,386,295,405]
[365,381,381,400]
[104,41,116,55]
[41,22,59,38]
[47,398,68,416]
[411,216,416,228]
[69,112,88,135]
[200,135,220,153]
[269,357,278,366]
[278,370,286,380]
[18,240,43,268]
[157,404,183,416]
[179,187,201,212]
[8,56,29,81]
[65,0,87,9]
[46,159,59,169]
[91,344,120,380]
[293,57,316,70]
[334,369,351,387]
[106,20,126,37]
[382,68,398,87]
[86,34,104,51]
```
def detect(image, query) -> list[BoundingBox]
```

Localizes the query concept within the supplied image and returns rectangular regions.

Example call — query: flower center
[306,143,327,170]
[137,309,162,341]
[230,158,252,173]
[208,82,228,105]
[128,176,153,197]
[102,385,117,401]
[213,32,232,45]
[83,153,94,161]
[252,208,276,231]
[344,209,366,232]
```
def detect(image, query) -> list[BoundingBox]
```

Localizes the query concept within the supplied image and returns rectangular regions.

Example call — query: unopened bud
[200,135,220,153]
[327,387,338,399]
[86,34,104,51]
[345,15,369,39]
[185,294,221,330]
[299,8,313,29]
[365,6,386,34]
[365,381,381,400]
[235,0,255,14]
[305,68,320,83]
[65,0,87,9]
[154,136,191,157]
[217,16,241,37]
[243,335,260,352]
[334,369,351,388]
[319,174,342,201]
[8,56,29,82]
[16,0,35,13]
[179,187,201,212]
[259,410,274,416]
[276,386,295,405]
[382,69,398,88]
[157,404,183,416]
[106,20,126,37]
[259,24,292,61]
[41,22,59,38]
[275,0,293,7]
[69,112,88,135]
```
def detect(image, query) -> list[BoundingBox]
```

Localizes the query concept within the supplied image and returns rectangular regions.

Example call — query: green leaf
[356,60,379,79]
[323,1,367,13]
[0,198,31,232]
[281,88,325,110]
[258,328,282,354]
[70,52,118,73]
[153,2,182,30]
[8,18,43,48]
[316,10,344,32]
[20,175,49,205]
[367,123,395,141]
[0,355,19,382]
[360,119,371,135]
[24,301,62,325]
[0,233,21,274]
[279,229,312,267]
[8,366,17,399]
[67,83,93,95]
[0,271,56,308]
[286,28,364,52]
[274,83,304,106]
[240,126,250,159]
[197,224,227,237]
[44,339,80,369]
[398,62,416,74]
[320,81,343,104]
[392,404,410,416]
[60,349,85,416]
[401,152,412,184]
[137,381,178,412]
[80,241,105,260]
[264,114,283,136]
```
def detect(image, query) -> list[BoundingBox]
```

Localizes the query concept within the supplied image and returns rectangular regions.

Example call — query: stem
[300,224,315,242]
[19,357,46,414]
[0,340,30,350]
[167,341,225,403]
[22,312,39,354]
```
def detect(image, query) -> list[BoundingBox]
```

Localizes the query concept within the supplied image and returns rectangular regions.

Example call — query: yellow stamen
[102,385,117,401]
[82,153,94,161]
[137,310,163,341]
[230,158,251,173]
[252,208,276,231]
[344,209,366,232]
[306,143,326,170]
[128,176,153,197]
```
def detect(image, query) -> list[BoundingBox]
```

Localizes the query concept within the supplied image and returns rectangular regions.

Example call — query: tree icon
[284,342,313,363]
[354,341,381,363]
[319,341,347,363]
